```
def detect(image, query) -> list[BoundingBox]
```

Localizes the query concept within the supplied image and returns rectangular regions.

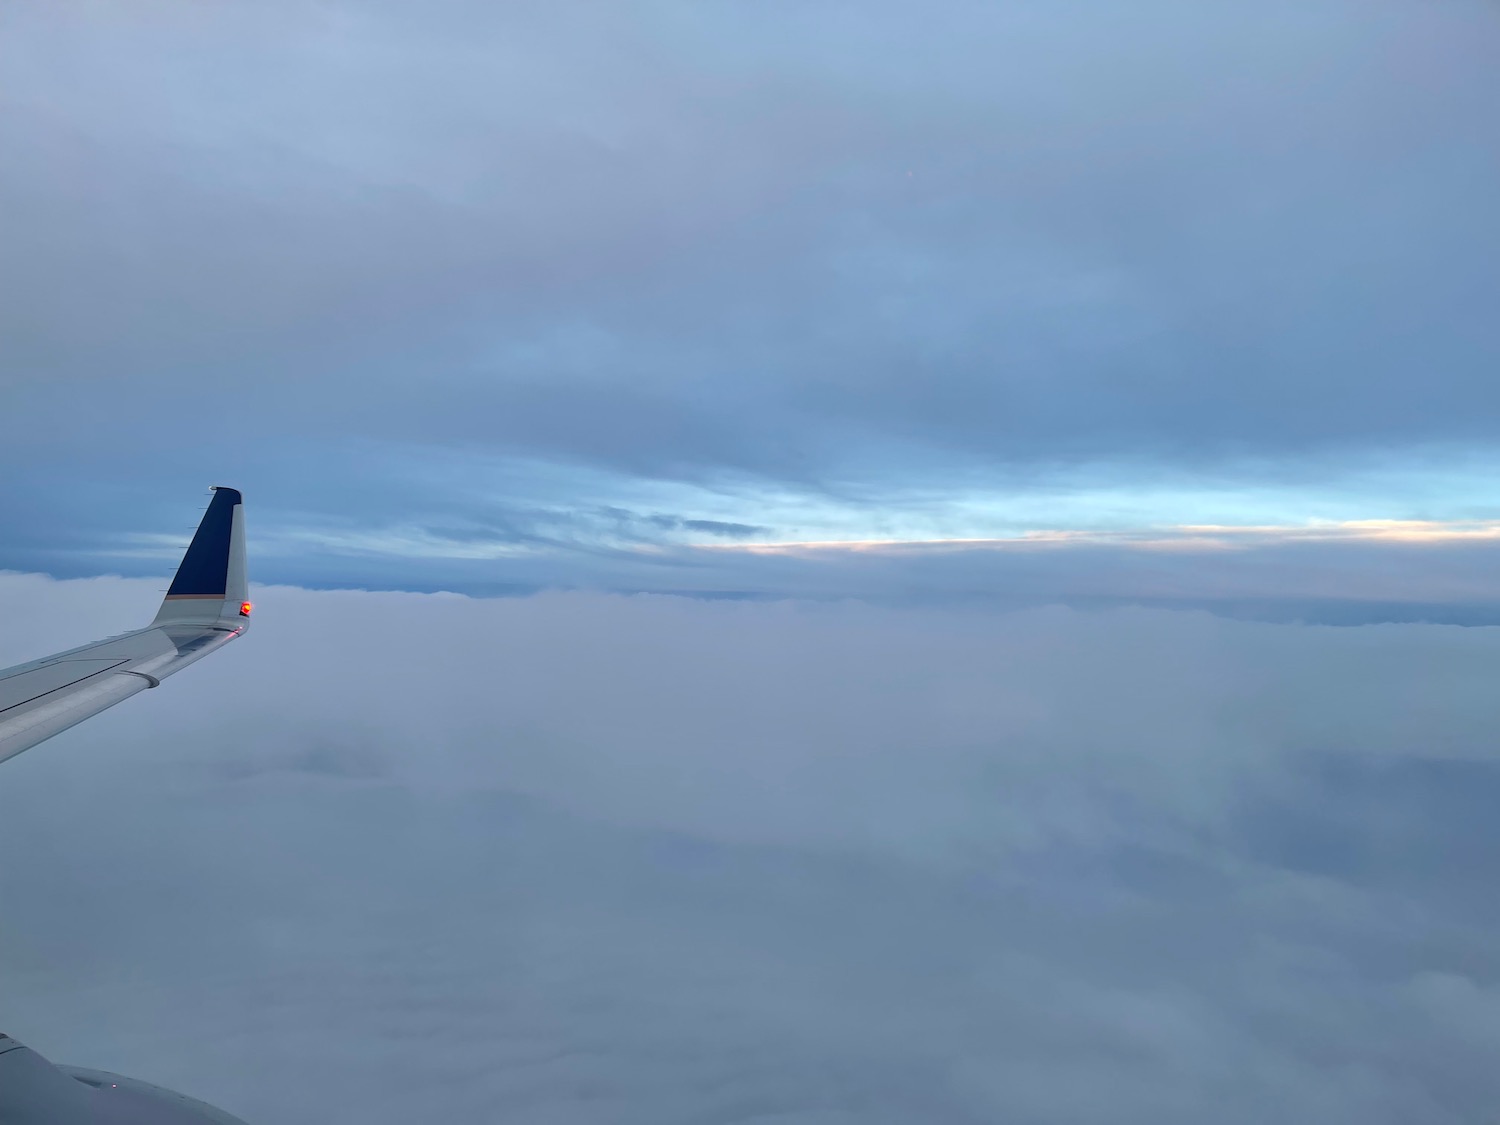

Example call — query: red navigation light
[239,601,253,617]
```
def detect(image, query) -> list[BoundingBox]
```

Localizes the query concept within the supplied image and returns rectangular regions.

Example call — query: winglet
[152,487,250,630]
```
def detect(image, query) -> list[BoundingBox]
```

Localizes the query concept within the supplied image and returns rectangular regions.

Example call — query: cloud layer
[2,1,1498,585]
[6,7,1499,1121]
[4,574,1500,1123]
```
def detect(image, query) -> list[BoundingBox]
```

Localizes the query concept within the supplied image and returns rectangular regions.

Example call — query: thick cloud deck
[2,575,1500,1124]
[2,2,1498,589]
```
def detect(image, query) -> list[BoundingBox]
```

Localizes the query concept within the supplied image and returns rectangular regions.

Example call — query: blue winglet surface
[165,487,242,597]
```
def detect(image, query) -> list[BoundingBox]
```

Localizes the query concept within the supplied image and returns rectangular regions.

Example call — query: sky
[5,3,1500,1124]
[2,0,1499,615]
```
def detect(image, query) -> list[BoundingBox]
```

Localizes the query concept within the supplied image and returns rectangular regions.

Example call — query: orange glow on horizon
[691,518,1500,557]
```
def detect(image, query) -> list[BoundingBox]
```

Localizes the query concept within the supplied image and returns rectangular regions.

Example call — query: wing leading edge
[0,487,252,768]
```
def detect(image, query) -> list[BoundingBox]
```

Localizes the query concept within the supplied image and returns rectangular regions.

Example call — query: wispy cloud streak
[714,519,1500,556]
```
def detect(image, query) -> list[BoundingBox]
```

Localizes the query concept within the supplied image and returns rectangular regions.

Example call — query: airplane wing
[0,1034,251,1125]
[0,486,252,768]
[0,488,257,1121]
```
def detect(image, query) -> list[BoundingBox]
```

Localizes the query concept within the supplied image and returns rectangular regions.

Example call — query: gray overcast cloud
[6,575,1500,1122]
[2,0,1498,595]
[5,9,1500,1120]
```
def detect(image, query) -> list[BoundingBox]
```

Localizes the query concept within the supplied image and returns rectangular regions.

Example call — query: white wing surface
[0,1033,252,1125]
[0,487,252,768]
